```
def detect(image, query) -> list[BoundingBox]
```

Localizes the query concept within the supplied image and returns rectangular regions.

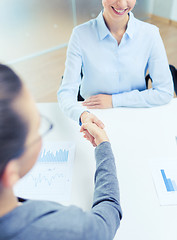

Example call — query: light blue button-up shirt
[58,11,174,122]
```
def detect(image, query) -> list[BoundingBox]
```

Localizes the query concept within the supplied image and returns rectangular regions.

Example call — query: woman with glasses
[58,0,173,126]
[0,64,122,240]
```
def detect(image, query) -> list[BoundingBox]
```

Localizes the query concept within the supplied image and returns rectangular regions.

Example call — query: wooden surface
[12,17,177,102]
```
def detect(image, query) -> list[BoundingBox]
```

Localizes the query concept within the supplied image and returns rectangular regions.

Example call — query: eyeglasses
[0,115,54,178]
[39,115,53,139]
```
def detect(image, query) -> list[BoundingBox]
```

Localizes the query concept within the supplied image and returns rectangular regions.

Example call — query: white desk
[37,99,177,240]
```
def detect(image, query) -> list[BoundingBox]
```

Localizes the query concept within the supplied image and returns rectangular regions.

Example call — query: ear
[1,160,20,188]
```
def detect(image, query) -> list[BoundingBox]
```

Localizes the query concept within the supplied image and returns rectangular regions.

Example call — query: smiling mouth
[111,6,128,15]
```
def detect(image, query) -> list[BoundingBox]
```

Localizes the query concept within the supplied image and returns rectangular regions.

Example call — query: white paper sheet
[150,160,177,206]
[14,142,75,205]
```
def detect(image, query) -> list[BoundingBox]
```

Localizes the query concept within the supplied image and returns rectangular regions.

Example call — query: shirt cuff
[112,94,122,108]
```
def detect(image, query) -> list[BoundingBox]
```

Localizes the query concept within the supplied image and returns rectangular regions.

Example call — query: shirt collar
[96,11,110,40]
[96,11,135,41]
[126,11,135,39]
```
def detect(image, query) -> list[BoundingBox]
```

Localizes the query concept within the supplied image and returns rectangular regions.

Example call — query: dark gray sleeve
[82,141,122,240]
[11,142,122,240]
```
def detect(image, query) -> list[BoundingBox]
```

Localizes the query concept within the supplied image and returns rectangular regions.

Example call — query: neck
[0,187,19,217]
[103,11,129,35]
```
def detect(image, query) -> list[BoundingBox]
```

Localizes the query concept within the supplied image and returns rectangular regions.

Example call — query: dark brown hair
[0,64,28,177]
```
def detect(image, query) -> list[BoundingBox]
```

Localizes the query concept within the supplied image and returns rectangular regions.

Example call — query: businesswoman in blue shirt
[58,0,174,126]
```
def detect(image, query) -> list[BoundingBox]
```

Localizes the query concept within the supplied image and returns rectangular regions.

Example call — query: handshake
[80,111,109,147]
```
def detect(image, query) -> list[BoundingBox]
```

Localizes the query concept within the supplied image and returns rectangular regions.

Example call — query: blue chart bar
[160,169,177,192]
[38,149,69,163]
[172,180,177,191]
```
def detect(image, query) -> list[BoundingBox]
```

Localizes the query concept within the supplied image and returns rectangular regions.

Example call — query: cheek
[33,139,42,163]
[22,140,42,177]
[102,0,106,8]
[102,0,113,7]
[129,0,136,10]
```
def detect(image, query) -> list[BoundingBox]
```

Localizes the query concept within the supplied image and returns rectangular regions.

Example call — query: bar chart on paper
[14,142,75,204]
[151,161,177,205]
[160,169,177,192]
[39,149,69,163]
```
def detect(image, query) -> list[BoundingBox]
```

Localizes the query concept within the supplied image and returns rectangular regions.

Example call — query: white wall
[148,0,154,14]
[133,0,150,20]
[171,0,177,21]
[153,0,173,19]
[149,0,177,21]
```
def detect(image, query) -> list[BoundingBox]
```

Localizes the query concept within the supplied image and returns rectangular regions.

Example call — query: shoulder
[130,15,161,45]
[73,18,97,36]
[22,200,63,212]
[134,16,159,34]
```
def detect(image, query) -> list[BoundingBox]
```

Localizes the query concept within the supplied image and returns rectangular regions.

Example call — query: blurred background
[0,0,177,102]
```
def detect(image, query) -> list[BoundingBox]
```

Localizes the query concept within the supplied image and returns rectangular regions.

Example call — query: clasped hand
[80,112,108,147]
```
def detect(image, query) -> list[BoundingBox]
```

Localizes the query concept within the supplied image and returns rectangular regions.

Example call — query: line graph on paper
[28,167,65,187]
[13,142,75,204]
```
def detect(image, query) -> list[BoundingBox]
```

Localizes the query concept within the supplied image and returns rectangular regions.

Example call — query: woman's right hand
[80,111,105,146]
[80,111,104,129]
[80,122,109,147]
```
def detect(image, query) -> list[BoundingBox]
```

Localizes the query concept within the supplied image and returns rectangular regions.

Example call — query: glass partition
[152,0,174,19]
[0,0,150,64]
[132,0,149,20]
[0,0,153,102]
[0,0,73,62]
[75,0,102,25]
